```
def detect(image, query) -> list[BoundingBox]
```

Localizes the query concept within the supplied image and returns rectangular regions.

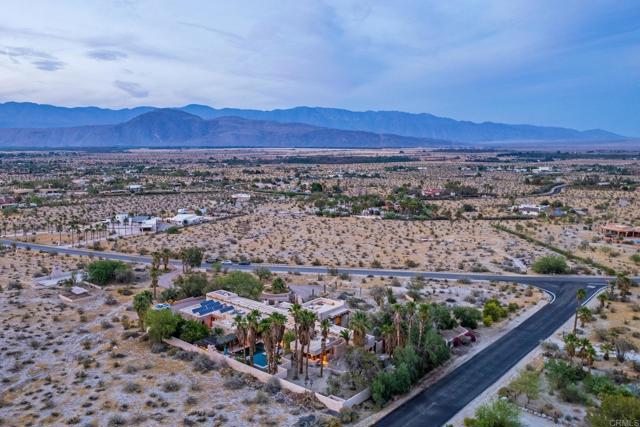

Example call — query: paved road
[375,278,602,427]
[3,238,633,426]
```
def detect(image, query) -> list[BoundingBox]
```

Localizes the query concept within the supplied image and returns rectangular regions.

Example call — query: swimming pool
[253,351,268,369]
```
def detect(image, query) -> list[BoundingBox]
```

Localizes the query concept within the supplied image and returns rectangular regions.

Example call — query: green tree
[211,271,263,300]
[179,247,203,272]
[133,291,153,330]
[509,370,541,404]
[453,306,483,329]
[465,399,522,427]
[532,255,569,274]
[271,277,288,293]
[145,309,181,343]
[587,395,640,427]
[179,319,210,343]
[87,259,131,286]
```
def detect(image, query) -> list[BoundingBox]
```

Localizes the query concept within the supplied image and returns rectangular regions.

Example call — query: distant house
[422,188,444,197]
[170,213,203,226]
[232,193,251,203]
[511,204,548,216]
[126,184,144,193]
[599,224,640,238]
[0,196,16,208]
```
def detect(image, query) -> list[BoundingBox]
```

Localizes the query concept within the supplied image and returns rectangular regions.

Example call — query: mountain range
[0,101,627,148]
[0,108,441,149]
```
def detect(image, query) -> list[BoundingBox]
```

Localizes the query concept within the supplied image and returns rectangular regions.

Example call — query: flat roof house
[170,213,203,226]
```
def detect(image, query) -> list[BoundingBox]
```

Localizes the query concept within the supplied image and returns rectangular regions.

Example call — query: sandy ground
[0,251,330,427]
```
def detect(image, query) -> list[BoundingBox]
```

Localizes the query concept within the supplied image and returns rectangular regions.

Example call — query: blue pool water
[253,351,268,368]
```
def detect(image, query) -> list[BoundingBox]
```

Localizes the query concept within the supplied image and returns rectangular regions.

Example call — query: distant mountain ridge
[0,109,445,148]
[0,101,625,143]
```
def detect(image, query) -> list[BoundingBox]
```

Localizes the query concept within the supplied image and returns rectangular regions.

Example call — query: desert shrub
[123,382,142,394]
[532,255,569,274]
[559,383,592,405]
[192,354,217,373]
[162,381,181,392]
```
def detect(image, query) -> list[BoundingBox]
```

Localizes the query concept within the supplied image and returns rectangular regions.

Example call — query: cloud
[86,49,128,61]
[114,80,148,98]
[0,45,65,71]
[32,59,65,71]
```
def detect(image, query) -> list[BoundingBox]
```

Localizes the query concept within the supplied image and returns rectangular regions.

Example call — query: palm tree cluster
[233,310,288,374]
[563,333,596,371]
[289,304,318,381]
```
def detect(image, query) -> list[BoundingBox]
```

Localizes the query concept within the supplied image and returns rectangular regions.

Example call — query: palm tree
[578,338,592,365]
[150,264,159,300]
[597,292,608,309]
[564,333,578,362]
[406,301,416,341]
[573,288,587,334]
[380,322,395,355]
[160,248,171,271]
[269,312,287,374]
[339,329,350,346]
[319,319,330,377]
[299,310,317,381]
[233,314,248,362]
[418,303,430,347]
[601,343,614,361]
[392,303,404,348]
[350,311,370,347]
[258,317,273,372]
[616,274,632,301]
[246,310,261,367]
[577,307,592,328]
[289,303,302,379]
[133,291,153,331]
[585,344,596,372]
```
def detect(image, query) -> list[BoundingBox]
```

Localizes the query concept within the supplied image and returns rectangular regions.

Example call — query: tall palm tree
[392,304,404,349]
[269,312,287,374]
[350,311,370,347]
[289,303,302,379]
[233,314,248,362]
[258,317,273,371]
[585,345,596,372]
[133,291,153,331]
[417,303,430,347]
[380,322,395,355]
[406,301,416,342]
[573,288,587,334]
[160,248,171,271]
[564,333,578,362]
[299,310,317,381]
[246,310,261,367]
[319,319,330,377]
[150,264,159,300]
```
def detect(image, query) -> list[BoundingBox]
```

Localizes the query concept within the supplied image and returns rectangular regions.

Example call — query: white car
[221,260,233,265]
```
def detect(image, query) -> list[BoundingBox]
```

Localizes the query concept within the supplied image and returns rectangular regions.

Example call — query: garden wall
[164,337,365,412]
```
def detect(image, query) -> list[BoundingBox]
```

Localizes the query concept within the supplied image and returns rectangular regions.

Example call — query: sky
[0,0,638,136]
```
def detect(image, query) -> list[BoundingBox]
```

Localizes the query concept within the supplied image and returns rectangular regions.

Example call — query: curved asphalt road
[3,238,635,426]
